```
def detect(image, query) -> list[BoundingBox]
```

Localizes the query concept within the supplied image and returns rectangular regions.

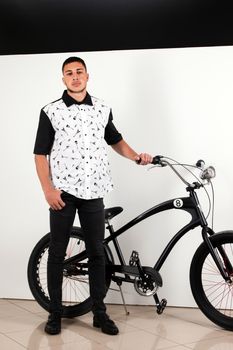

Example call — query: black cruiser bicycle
[27,155,233,331]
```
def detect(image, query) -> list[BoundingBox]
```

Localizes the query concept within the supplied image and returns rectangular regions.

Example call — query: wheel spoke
[202,240,233,316]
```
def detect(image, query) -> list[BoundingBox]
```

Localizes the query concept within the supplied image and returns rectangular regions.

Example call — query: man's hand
[135,153,153,165]
[45,189,66,210]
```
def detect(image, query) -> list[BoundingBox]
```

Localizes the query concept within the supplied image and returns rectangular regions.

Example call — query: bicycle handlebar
[137,154,215,223]
[151,155,216,185]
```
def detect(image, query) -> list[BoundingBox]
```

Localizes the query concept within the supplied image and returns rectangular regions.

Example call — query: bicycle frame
[104,187,204,272]
[104,186,231,282]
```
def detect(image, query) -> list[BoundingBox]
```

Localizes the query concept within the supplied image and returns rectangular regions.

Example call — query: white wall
[1,46,233,307]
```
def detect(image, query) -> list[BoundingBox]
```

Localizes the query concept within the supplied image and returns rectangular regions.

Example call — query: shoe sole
[93,321,119,335]
[44,326,61,335]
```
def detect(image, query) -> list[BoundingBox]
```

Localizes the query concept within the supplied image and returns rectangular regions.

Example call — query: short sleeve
[33,110,55,155]
[104,110,123,145]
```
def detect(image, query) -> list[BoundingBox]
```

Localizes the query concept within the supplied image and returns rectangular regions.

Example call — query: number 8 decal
[173,199,183,208]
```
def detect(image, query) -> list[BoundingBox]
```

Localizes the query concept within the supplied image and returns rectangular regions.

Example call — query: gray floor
[0,299,232,349]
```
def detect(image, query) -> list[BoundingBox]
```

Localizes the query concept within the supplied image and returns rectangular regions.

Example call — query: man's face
[62,61,89,94]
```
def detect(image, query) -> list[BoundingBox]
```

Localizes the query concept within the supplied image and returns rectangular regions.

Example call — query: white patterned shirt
[34,91,122,199]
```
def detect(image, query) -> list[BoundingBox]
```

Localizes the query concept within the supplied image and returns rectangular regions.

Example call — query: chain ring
[134,272,159,296]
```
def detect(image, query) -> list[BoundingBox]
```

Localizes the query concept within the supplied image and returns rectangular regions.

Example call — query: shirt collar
[62,90,93,107]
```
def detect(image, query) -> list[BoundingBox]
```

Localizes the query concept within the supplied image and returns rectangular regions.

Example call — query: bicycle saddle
[105,207,123,222]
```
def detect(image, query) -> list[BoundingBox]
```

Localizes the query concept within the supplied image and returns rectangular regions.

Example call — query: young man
[33,56,153,335]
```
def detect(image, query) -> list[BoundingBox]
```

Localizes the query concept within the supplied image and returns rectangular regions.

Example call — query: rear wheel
[27,227,113,317]
[190,231,233,330]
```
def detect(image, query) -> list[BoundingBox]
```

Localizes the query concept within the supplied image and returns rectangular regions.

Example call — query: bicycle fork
[202,227,233,283]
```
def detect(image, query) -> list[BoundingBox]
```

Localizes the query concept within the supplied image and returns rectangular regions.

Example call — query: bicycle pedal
[157,298,167,314]
[129,250,139,266]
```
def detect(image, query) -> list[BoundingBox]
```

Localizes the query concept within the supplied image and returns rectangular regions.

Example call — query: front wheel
[27,227,113,318]
[190,231,233,331]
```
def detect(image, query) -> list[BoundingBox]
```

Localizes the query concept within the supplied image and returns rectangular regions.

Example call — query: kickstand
[117,282,130,315]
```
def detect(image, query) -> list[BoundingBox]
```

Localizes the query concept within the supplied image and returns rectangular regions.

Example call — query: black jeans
[47,191,106,315]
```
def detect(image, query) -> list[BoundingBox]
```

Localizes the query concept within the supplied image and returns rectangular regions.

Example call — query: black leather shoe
[44,312,61,335]
[93,313,119,335]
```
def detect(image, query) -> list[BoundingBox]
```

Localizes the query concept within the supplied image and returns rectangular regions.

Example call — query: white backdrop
[1,46,233,307]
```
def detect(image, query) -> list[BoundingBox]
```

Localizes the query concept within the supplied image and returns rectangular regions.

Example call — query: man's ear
[62,77,65,85]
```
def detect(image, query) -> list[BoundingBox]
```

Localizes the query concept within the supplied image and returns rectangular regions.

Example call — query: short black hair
[62,56,87,72]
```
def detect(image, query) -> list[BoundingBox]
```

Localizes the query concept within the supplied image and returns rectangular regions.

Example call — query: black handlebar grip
[152,155,163,165]
[136,155,164,165]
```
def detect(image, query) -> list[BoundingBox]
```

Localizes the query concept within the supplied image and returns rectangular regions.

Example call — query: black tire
[190,231,233,331]
[27,227,113,318]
